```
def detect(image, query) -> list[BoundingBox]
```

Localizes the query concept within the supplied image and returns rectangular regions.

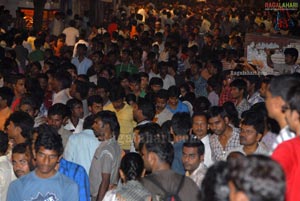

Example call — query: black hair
[128,73,141,84]
[201,161,230,201]
[284,48,298,61]
[223,102,240,128]
[168,85,180,98]
[53,71,72,89]
[0,131,8,154]
[230,78,248,98]
[137,98,155,120]
[0,86,14,106]
[156,89,169,100]
[74,79,89,100]
[66,98,83,115]
[269,74,300,101]
[207,106,228,120]
[34,124,63,156]
[48,103,69,119]
[97,77,111,92]
[109,85,126,101]
[287,85,300,114]
[125,93,137,105]
[87,95,103,107]
[83,114,95,129]
[241,111,265,134]
[228,155,285,201]
[120,152,144,181]
[11,73,26,85]
[145,141,174,166]
[149,77,163,87]
[171,112,191,136]
[94,110,120,139]
[193,96,211,113]
[183,139,205,156]
[7,111,34,141]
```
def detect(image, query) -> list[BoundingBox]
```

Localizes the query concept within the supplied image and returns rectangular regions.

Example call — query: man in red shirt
[272,84,300,201]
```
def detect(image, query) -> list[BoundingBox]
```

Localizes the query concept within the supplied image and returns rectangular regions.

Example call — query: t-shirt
[7,171,79,201]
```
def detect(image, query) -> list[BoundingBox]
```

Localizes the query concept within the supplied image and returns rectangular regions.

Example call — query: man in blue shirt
[171,112,191,175]
[7,124,79,201]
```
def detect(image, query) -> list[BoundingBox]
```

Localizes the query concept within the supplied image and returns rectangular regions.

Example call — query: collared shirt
[226,142,270,159]
[59,158,90,201]
[64,118,84,134]
[58,126,72,148]
[272,126,295,151]
[104,103,136,150]
[186,162,207,188]
[159,74,176,90]
[210,127,240,161]
[247,91,264,106]
[261,131,277,150]
[53,89,70,105]
[166,100,189,114]
[0,155,16,201]
[64,129,100,174]
[191,75,207,98]
[71,56,93,75]
[235,98,250,118]
[200,135,214,167]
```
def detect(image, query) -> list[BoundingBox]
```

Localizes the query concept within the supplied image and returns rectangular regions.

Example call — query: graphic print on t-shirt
[29,192,59,201]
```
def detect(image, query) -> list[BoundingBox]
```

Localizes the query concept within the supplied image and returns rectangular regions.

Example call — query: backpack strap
[175,175,185,195]
[146,175,185,200]
[146,176,168,194]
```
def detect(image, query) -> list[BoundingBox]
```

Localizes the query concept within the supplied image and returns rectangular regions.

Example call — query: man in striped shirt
[265,75,300,151]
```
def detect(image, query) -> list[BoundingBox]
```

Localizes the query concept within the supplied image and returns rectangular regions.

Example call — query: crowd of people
[0,1,300,201]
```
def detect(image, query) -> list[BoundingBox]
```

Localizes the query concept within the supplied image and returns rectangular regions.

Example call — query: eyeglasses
[281,104,290,113]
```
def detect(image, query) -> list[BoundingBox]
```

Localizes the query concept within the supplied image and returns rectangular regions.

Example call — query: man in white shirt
[62,20,79,47]
[191,112,213,167]
[0,131,16,201]
[182,140,207,188]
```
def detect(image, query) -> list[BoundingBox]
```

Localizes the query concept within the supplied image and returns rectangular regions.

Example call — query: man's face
[240,124,261,146]
[151,84,162,93]
[168,97,178,107]
[92,117,112,141]
[155,97,167,112]
[112,99,125,111]
[47,114,64,130]
[35,146,60,178]
[285,54,295,65]
[96,88,108,100]
[230,87,243,99]
[182,146,201,174]
[12,152,32,178]
[89,102,103,115]
[20,104,35,118]
[140,77,149,89]
[190,64,199,76]
[208,115,227,135]
[14,79,26,96]
[259,82,268,98]
[7,121,19,140]
[132,103,140,122]
[141,144,152,171]
[192,115,208,139]
[265,89,282,119]
[72,104,84,119]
